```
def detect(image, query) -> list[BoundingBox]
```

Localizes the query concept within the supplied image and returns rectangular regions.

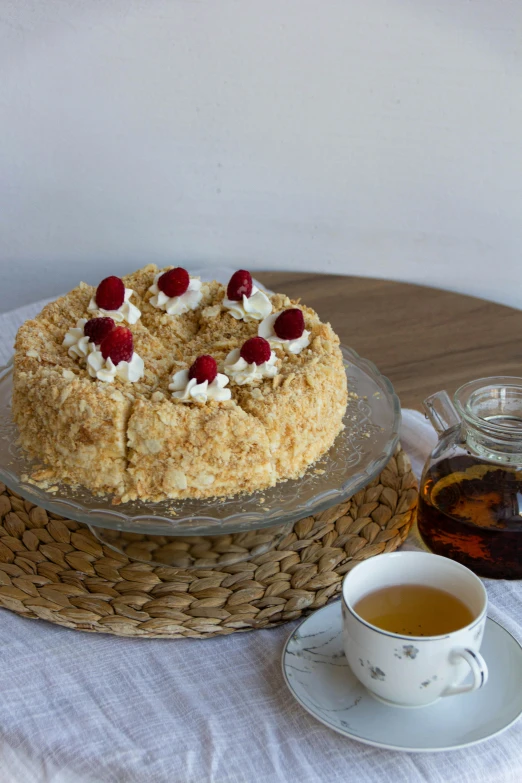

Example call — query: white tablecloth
[1,287,522,783]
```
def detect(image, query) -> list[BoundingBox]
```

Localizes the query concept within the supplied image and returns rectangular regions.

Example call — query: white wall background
[0,0,521,312]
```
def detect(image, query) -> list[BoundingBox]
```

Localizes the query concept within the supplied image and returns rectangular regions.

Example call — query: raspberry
[158,267,190,298]
[274,309,305,340]
[100,326,134,364]
[84,317,115,345]
[95,276,125,310]
[188,355,218,385]
[240,336,271,365]
[227,269,253,301]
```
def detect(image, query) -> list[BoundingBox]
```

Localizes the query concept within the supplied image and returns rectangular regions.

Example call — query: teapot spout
[423,390,462,436]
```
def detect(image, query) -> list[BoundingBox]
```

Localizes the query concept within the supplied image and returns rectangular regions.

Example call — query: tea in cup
[341,552,488,707]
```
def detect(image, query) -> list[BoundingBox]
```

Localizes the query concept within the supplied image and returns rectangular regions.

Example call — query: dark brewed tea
[418,455,522,579]
[353,584,474,636]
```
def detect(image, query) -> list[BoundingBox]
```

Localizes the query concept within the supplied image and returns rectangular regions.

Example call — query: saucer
[282,601,522,752]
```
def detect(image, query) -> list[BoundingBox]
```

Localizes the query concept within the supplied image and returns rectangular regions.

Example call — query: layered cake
[12,266,347,501]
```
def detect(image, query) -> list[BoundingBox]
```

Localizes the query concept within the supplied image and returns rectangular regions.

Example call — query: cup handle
[442,648,488,697]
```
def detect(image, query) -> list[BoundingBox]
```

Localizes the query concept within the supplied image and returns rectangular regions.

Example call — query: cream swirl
[86,350,144,383]
[258,312,310,354]
[169,369,231,403]
[149,274,203,315]
[88,289,141,324]
[62,319,94,360]
[222,286,272,322]
[223,348,278,385]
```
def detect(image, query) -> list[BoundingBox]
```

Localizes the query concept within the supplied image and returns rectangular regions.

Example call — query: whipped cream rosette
[258,309,310,354]
[87,351,144,383]
[222,269,272,322]
[62,319,93,360]
[88,276,141,324]
[149,267,203,315]
[170,355,231,403]
[87,325,144,383]
[223,337,278,385]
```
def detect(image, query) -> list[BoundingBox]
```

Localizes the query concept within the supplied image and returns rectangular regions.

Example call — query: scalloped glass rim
[0,347,401,535]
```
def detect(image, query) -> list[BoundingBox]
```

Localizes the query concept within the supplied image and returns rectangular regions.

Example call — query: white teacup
[341,551,488,708]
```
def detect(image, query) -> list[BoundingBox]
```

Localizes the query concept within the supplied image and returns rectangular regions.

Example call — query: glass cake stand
[0,347,400,567]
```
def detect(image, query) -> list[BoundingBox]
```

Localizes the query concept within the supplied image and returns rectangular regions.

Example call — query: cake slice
[13,366,131,495]
[126,398,275,500]
[235,317,347,481]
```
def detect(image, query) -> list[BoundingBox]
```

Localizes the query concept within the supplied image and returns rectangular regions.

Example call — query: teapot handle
[424,390,462,436]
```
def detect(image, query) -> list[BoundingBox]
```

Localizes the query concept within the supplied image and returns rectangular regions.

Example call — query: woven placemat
[0,444,417,639]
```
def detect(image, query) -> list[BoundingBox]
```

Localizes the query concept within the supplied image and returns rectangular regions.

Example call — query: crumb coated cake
[12,265,348,501]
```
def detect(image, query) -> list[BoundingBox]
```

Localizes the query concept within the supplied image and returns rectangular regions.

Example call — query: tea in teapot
[418,377,522,579]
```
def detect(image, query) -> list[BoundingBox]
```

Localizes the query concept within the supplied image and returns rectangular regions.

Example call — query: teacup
[341,551,488,707]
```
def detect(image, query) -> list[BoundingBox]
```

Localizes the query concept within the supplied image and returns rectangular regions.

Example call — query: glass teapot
[418,376,522,579]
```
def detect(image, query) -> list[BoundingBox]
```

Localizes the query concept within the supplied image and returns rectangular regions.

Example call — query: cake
[12,265,348,502]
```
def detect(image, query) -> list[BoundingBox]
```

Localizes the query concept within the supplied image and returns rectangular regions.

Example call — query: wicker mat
[0,444,417,639]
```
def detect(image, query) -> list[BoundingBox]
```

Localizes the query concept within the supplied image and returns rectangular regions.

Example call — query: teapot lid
[455,376,522,433]
[455,376,522,462]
